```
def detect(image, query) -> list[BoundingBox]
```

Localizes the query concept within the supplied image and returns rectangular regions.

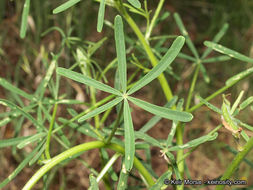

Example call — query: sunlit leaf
[226,67,253,86]
[149,170,172,190]
[204,41,253,63]
[78,97,123,122]
[123,99,135,171]
[117,163,129,190]
[128,36,185,95]
[128,96,193,122]
[167,132,218,151]
[17,132,46,149]
[201,23,229,59]
[20,0,30,38]
[114,15,127,92]
[53,0,81,14]
[57,67,122,96]
[0,78,34,100]
[127,0,141,9]
[97,0,106,32]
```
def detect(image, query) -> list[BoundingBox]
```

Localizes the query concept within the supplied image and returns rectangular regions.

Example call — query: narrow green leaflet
[53,0,81,14]
[20,0,30,38]
[35,59,57,100]
[0,117,11,127]
[135,131,162,148]
[0,99,42,129]
[89,174,99,190]
[96,153,121,182]
[196,95,222,114]
[78,97,123,122]
[128,36,185,95]
[201,23,229,59]
[0,78,34,100]
[178,53,196,62]
[117,163,129,190]
[167,132,218,151]
[123,99,135,171]
[226,67,253,86]
[202,55,231,63]
[29,142,46,166]
[199,62,210,83]
[149,170,172,190]
[231,91,244,114]
[173,13,199,59]
[127,0,141,9]
[139,97,178,133]
[166,98,184,147]
[165,152,181,179]
[97,0,106,32]
[204,41,253,63]
[0,141,43,188]
[57,67,121,96]
[114,15,127,92]
[17,132,46,149]
[0,136,32,148]
[240,96,253,110]
[128,96,193,122]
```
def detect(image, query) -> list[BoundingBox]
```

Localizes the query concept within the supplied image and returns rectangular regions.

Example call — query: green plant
[1,0,253,190]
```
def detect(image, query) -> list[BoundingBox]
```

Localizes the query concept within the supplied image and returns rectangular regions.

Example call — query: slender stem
[45,103,58,159]
[22,141,155,190]
[145,0,165,40]
[105,104,123,144]
[215,137,253,190]
[185,63,200,111]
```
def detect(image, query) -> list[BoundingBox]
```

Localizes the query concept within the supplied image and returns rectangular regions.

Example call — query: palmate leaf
[57,67,122,96]
[204,41,253,63]
[20,0,30,38]
[53,0,81,14]
[97,0,106,32]
[127,96,193,122]
[127,36,185,95]
[78,97,123,122]
[114,15,127,92]
[123,99,135,171]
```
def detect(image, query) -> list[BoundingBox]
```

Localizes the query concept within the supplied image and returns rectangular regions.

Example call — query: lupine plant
[1,0,253,190]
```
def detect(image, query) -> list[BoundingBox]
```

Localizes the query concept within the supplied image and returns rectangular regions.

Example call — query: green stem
[145,0,165,40]
[22,141,155,190]
[215,137,253,190]
[45,103,58,159]
[185,63,200,111]
[105,104,123,144]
